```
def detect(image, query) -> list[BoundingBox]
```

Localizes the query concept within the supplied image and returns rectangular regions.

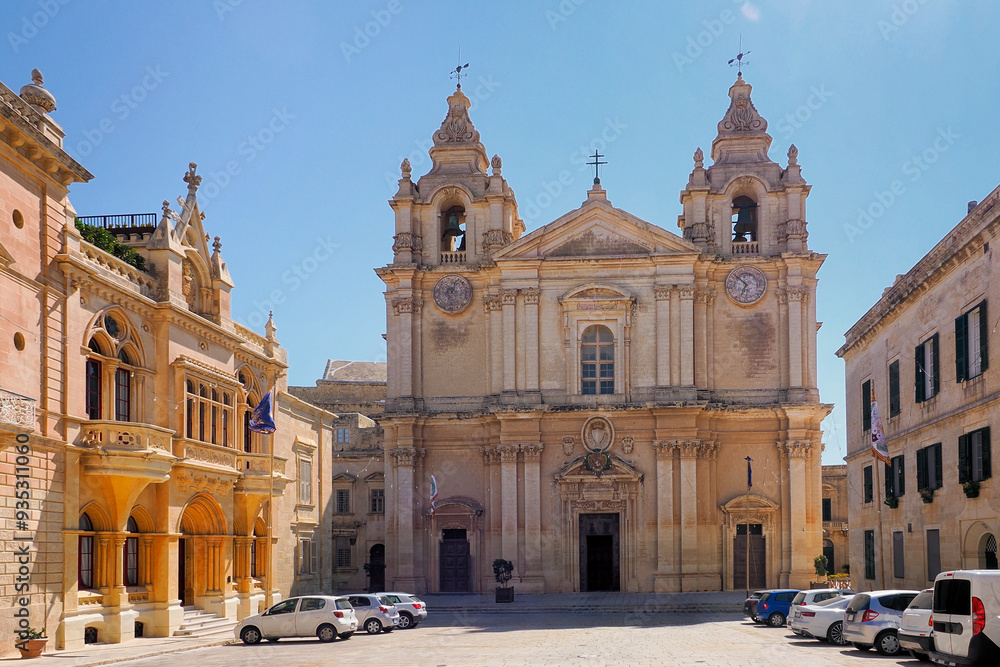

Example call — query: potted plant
[964,480,981,498]
[919,487,935,503]
[884,494,898,508]
[812,554,829,587]
[493,558,514,603]
[16,627,46,659]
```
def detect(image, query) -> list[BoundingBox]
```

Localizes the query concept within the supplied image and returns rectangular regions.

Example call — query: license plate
[847,613,855,621]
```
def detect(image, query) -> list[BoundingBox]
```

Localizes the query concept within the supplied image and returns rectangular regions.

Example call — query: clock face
[726,266,767,304]
[433,274,473,313]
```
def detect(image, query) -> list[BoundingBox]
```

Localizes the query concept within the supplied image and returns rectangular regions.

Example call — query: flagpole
[268,429,274,604]
[744,455,752,598]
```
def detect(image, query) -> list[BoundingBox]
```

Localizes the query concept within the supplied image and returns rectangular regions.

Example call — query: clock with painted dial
[725,265,767,304]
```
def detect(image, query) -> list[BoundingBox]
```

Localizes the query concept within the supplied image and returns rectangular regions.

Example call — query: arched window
[244,394,258,453]
[84,314,143,422]
[114,350,132,422]
[732,196,758,243]
[85,349,102,420]
[79,513,94,589]
[186,381,235,447]
[581,325,615,395]
[124,517,139,586]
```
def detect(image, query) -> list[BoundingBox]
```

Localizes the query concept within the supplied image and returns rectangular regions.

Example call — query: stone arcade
[377,75,832,594]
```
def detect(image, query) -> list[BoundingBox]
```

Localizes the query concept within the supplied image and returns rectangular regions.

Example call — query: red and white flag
[870,399,889,463]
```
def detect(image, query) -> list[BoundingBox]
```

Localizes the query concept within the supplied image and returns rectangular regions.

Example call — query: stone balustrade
[0,388,36,432]
[731,241,759,255]
[237,452,287,476]
[440,250,467,264]
[80,420,173,451]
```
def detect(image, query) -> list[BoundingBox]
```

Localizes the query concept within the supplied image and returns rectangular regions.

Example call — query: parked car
[790,588,854,609]
[376,592,427,629]
[842,589,919,656]
[345,594,401,634]
[743,590,765,619]
[789,595,853,644]
[753,589,799,626]
[235,595,357,644]
[930,570,1000,666]
[897,588,934,662]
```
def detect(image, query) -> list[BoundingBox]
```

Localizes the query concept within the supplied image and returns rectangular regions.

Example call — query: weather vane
[728,35,751,76]
[586,150,607,185]
[450,48,469,87]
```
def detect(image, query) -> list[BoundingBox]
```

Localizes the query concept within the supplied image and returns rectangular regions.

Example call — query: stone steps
[173,607,237,638]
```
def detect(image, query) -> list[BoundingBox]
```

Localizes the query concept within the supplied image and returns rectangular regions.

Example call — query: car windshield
[377,596,393,606]
[336,599,354,610]
[846,594,869,613]
[759,593,771,602]
[791,592,806,605]
[907,591,933,610]
[816,596,851,609]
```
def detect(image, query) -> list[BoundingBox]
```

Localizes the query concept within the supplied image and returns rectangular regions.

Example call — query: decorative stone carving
[676,439,702,458]
[582,416,614,452]
[693,147,704,168]
[572,498,625,512]
[434,87,480,145]
[780,440,814,458]
[482,295,502,313]
[653,440,677,460]
[432,274,473,313]
[174,471,235,497]
[654,285,673,301]
[392,232,422,254]
[19,69,56,113]
[499,289,517,306]
[481,446,498,465]
[491,154,502,175]
[562,436,575,457]
[481,228,512,252]
[390,446,418,467]
[694,288,716,305]
[786,288,808,303]
[787,144,798,166]
[620,435,634,454]
[678,285,696,300]
[182,262,197,311]
[183,162,202,194]
[496,443,519,463]
[400,158,412,179]
[522,443,543,462]
[785,219,807,242]
[523,288,540,305]
[720,87,767,133]
[391,296,422,315]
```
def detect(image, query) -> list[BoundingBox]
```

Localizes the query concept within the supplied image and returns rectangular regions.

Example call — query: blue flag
[249,389,276,434]
[745,456,753,489]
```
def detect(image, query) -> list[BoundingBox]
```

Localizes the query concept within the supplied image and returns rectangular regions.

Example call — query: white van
[931,570,1000,666]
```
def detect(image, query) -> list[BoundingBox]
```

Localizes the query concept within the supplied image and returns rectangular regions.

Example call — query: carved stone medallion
[582,416,614,452]
[433,274,473,313]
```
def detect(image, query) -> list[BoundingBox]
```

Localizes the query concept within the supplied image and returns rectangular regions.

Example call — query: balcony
[440,251,466,264]
[78,420,175,481]
[236,452,290,496]
[77,213,157,236]
[731,241,759,255]
[0,388,36,433]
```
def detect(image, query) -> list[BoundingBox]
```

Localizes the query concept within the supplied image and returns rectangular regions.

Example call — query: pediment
[494,199,701,261]
[0,239,14,267]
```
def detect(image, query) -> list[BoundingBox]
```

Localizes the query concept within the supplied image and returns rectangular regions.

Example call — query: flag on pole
[870,398,889,463]
[430,474,439,516]
[745,456,753,489]
[249,388,277,434]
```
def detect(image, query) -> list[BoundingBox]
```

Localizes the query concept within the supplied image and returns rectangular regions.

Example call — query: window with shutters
[822,498,832,522]
[959,427,991,483]
[335,536,352,568]
[915,333,939,402]
[956,300,988,381]
[889,360,901,417]
[885,455,905,497]
[893,531,905,579]
[298,537,318,575]
[863,465,873,503]
[298,458,312,505]
[927,529,941,580]
[862,379,872,432]
[336,489,351,514]
[916,443,943,490]
[865,530,876,580]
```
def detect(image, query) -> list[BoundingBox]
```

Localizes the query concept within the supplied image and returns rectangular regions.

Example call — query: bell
[733,206,755,242]
[442,211,465,250]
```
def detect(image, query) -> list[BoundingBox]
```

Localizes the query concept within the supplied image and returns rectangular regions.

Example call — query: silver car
[376,591,428,629]
[842,589,919,656]
[345,594,401,634]
[898,589,934,662]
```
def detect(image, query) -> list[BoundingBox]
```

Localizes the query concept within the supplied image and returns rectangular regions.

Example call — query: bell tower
[389,85,523,268]
[678,74,811,257]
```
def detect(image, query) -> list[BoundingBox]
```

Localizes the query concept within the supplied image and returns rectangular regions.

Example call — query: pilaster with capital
[654,440,678,582]
[524,288,540,391]
[485,295,504,394]
[500,289,517,392]
[786,287,805,388]
[678,286,695,385]
[676,439,701,570]
[522,443,543,577]
[655,285,672,386]
[497,443,519,560]
[780,439,811,583]
[391,446,419,579]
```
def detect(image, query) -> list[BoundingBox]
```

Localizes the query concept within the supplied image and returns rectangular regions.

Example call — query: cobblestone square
[106,612,927,667]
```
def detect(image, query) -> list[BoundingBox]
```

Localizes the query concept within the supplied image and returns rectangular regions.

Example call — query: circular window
[103,315,122,339]
[12,210,24,229]
[14,332,25,350]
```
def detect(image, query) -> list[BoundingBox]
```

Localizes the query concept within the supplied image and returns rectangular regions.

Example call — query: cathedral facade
[378,76,832,594]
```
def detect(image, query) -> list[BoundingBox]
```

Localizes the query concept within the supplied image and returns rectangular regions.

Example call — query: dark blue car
[754,589,799,627]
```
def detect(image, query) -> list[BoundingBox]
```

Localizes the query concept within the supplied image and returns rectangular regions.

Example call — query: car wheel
[768,612,785,627]
[827,621,846,645]
[398,613,413,629]
[340,631,354,640]
[875,630,901,656]
[240,626,262,645]
[909,650,930,662]
[365,618,382,634]
[317,624,337,643]
[852,642,870,651]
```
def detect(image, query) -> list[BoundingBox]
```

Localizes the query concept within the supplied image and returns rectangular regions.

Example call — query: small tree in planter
[16,627,47,659]
[813,554,829,586]
[493,558,514,603]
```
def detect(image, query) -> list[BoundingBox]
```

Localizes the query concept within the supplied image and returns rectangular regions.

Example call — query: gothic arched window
[581,325,615,395]
[124,516,139,586]
[78,513,94,589]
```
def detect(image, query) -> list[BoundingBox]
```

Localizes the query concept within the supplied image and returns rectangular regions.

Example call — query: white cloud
[740,2,761,21]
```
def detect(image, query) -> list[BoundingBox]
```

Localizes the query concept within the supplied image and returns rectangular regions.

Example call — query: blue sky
[5,0,998,465]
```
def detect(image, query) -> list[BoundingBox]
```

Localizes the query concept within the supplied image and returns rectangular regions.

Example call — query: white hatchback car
[788,595,852,644]
[376,591,428,629]
[897,588,934,661]
[235,595,357,644]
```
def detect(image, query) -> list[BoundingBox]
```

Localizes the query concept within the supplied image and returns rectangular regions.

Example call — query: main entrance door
[368,544,386,592]
[178,538,191,606]
[579,513,620,591]
[439,529,471,592]
[733,523,765,590]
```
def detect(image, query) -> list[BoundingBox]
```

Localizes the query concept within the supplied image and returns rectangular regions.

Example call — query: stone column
[654,286,672,387]
[488,297,504,395]
[694,289,709,388]
[787,289,804,388]
[524,289,540,393]
[391,446,418,588]
[111,536,127,605]
[481,446,500,590]
[522,443,543,589]
[679,286,695,387]
[497,444,520,562]
[97,536,111,590]
[653,440,678,592]
[142,538,154,587]
[777,442,791,586]
[392,297,421,397]
[500,289,517,393]
[784,440,813,587]
[678,440,700,589]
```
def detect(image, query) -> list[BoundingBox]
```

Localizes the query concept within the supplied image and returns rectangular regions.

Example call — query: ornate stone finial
[212,236,222,253]
[718,77,767,134]
[161,200,171,218]
[19,68,56,113]
[400,158,411,179]
[787,144,799,166]
[693,147,704,168]
[183,162,202,193]
[265,311,277,342]
[205,233,210,243]
[434,87,480,145]
[491,154,502,175]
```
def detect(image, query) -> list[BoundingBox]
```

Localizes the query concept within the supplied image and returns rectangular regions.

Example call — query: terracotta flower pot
[17,638,47,659]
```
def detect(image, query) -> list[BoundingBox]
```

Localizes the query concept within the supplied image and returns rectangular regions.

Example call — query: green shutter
[889,360,900,416]
[862,380,872,431]
[932,333,940,396]
[956,314,968,382]
[982,427,991,480]
[915,344,926,403]
[979,301,989,372]
[959,433,971,484]
[897,456,905,496]
[933,443,943,490]
[885,462,893,497]
[916,448,928,490]
[864,465,873,503]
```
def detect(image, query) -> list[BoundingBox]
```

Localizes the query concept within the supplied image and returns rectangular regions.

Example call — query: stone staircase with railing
[173,606,238,638]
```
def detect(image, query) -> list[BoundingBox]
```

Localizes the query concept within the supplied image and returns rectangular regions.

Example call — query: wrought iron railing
[77,213,157,232]
[0,388,36,431]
